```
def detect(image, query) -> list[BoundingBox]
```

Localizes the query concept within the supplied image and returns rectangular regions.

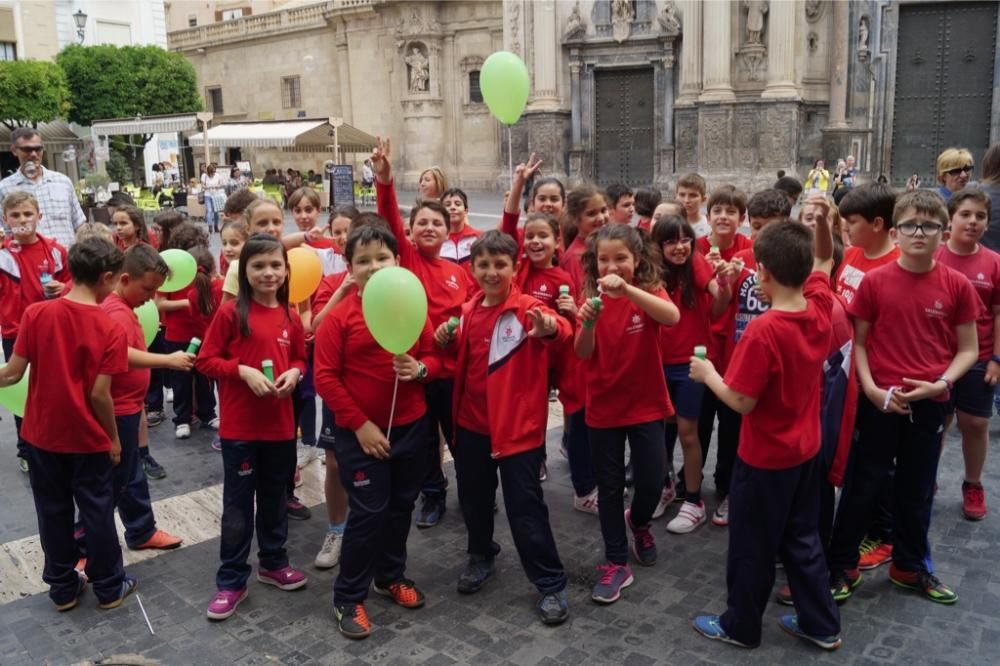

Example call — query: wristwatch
[935,376,954,392]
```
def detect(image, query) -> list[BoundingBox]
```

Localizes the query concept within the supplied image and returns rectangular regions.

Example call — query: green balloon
[361,267,428,355]
[159,249,197,293]
[480,51,530,125]
[0,363,28,417]
[135,299,160,346]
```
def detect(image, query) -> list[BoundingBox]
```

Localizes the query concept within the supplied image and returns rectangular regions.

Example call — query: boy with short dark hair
[634,187,662,232]
[834,183,899,304]
[826,190,979,605]
[676,173,712,238]
[697,186,752,261]
[690,214,842,651]
[435,229,572,625]
[774,176,804,208]
[606,183,635,226]
[746,189,792,238]
[0,237,137,611]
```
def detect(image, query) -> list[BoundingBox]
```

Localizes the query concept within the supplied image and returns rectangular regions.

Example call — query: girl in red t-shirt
[652,215,734,534]
[112,205,156,250]
[575,224,680,604]
[219,219,248,278]
[560,184,610,296]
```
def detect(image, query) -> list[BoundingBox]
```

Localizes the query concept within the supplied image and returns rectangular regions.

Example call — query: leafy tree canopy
[0,60,71,131]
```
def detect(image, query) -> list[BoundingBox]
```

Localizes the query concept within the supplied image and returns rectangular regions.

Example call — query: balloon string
[507,125,513,190]
[385,373,400,443]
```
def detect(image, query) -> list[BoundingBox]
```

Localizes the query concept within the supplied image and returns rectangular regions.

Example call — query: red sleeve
[54,244,71,283]
[375,180,416,267]
[100,322,129,376]
[501,210,521,252]
[692,253,714,292]
[992,257,1000,307]
[12,306,34,358]
[804,271,834,317]
[846,274,876,322]
[311,273,349,319]
[313,306,368,431]
[195,304,241,380]
[724,330,774,399]
[954,275,981,325]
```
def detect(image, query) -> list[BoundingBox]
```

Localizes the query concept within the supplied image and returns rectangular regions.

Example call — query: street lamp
[73,10,87,44]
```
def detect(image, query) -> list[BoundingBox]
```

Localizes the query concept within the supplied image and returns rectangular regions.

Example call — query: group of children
[1,140,996,652]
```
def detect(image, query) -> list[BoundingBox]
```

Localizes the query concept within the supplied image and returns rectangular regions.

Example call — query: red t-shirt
[696,234,752,262]
[849,261,980,395]
[311,272,351,321]
[584,287,674,428]
[195,299,307,440]
[834,245,900,305]
[313,293,440,431]
[185,279,224,340]
[725,272,832,469]
[0,236,71,339]
[14,298,128,453]
[934,245,1000,361]
[163,290,202,343]
[455,302,504,434]
[102,293,150,416]
[559,236,588,295]
[520,265,575,310]
[659,253,714,365]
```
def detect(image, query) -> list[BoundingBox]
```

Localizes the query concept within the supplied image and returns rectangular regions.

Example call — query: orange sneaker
[858,538,892,570]
[373,579,425,608]
[75,557,88,583]
[134,529,183,550]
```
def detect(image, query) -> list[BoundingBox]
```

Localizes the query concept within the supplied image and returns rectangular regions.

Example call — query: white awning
[91,113,201,136]
[0,121,85,147]
[188,118,378,153]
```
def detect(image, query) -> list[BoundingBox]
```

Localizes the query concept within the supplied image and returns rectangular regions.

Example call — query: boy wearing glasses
[826,190,979,605]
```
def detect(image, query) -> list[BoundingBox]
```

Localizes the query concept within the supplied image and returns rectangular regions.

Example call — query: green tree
[0,60,71,131]
[57,44,202,184]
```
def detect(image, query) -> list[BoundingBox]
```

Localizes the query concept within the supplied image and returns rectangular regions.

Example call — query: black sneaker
[538,590,569,625]
[142,455,166,480]
[415,494,445,528]
[287,496,311,520]
[457,556,496,594]
[98,576,138,609]
[335,603,371,639]
[146,410,165,427]
[54,574,88,612]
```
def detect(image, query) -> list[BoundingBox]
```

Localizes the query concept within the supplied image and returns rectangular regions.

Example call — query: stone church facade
[168,0,1000,191]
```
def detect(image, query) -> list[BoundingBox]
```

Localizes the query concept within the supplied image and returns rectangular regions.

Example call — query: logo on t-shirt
[353,470,370,487]
[626,313,644,334]
[277,328,291,348]
[838,265,866,302]
[238,460,253,477]
[735,273,770,342]
[925,299,947,320]
[445,274,460,291]
[539,284,548,293]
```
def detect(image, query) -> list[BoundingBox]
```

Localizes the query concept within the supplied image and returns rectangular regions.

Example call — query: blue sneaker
[591,562,633,604]
[415,493,445,528]
[625,508,656,566]
[778,615,842,651]
[692,615,757,648]
[456,555,496,594]
[538,590,569,625]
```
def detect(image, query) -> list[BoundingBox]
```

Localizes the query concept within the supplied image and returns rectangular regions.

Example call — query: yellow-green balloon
[135,299,159,346]
[0,364,28,417]
[159,249,197,293]
[361,267,428,355]
[480,51,530,125]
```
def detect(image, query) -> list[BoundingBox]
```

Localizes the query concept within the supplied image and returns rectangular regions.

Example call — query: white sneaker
[573,488,599,515]
[175,423,191,439]
[712,496,730,526]
[667,500,707,534]
[165,388,174,403]
[651,481,677,519]
[205,417,220,430]
[314,531,342,569]
[296,443,318,469]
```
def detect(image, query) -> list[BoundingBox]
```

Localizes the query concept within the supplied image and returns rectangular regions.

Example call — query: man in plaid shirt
[0,128,86,248]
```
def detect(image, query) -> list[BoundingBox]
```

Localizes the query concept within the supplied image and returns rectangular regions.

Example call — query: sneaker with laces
[778,615,842,650]
[625,508,656,566]
[296,443,319,469]
[175,423,191,439]
[142,455,166,480]
[335,602,371,639]
[75,557,88,583]
[457,556,496,594]
[146,410,165,427]
[415,493,446,528]
[667,500,707,534]
[206,588,248,620]
[962,481,987,521]
[315,531,343,569]
[830,568,862,603]
[858,538,892,570]
[712,496,730,526]
[373,579,425,608]
[573,488,599,515]
[537,590,569,625]
[591,562,634,603]
[888,564,958,604]
[286,496,311,520]
[133,529,183,550]
[98,576,138,609]
[651,480,677,519]
[54,574,88,612]
[257,565,307,590]
[692,615,757,648]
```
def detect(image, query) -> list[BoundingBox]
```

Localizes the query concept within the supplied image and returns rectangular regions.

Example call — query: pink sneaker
[206,588,248,620]
[257,565,307,590]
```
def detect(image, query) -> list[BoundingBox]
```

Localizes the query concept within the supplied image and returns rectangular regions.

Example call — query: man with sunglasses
[936,147,976,202]
[0,128,86,248]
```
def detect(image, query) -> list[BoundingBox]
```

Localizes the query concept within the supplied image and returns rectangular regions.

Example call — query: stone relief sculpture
[404,46,429,93]
[564,1,586,40]
[657,1,681,35]
[744,0,768,45]
[804,0,824,23]
[611,0,634,43]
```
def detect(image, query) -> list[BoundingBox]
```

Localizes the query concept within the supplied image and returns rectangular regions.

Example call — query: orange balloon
[287,247,323,304]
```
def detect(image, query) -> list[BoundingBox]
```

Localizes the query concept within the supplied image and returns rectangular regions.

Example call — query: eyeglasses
[944,165,973,177]
[16,145,43,154]
[662,238,693,247]
[896,221,944,237]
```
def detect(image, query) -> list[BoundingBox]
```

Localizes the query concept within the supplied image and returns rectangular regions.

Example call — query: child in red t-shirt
[441,187,481,279]
[576,224,680,604]
[827,191,979,607]
[434,230,571,625]
[634,187,661,232]
[936,187,1000,520]
[0,192,70,469]
[605,183,635,226]
[372,138,472,529]
[651,214,733,533]
[313,224,441,640]
[690,217,842,651]
[112,205,156,251]
[197,234,309,621]
[696,185,753,261]
[559,184,610,294]
[834,183,900,304]
[0,236,135,610]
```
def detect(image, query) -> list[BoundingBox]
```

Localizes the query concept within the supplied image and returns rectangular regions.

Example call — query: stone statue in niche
[404,45,429,93]
[744,0,768,45]
[657,1,681,35]
[858,16,870,56]
[611,0,634,43]
[564,1,586,40]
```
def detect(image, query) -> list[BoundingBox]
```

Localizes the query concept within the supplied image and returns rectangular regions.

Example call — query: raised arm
[371,136,416,266]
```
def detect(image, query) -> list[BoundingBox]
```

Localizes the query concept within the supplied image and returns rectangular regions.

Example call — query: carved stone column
[762,0,800,99]
[826,0,849,128]
[676,0,702,105]
[699,0,734,102]
[569,59,582,146]
[528,0,559,109]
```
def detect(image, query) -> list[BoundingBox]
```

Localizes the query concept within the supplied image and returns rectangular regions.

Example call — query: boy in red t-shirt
[0,237,136,611]
[827,191,979,606]
[606,183,635,226]
[936,187,1000,520]
[834,183,900,304]
[696,185,753,262]
[435,230,571,625]
[690,216,842,651]
[0,192,70,471]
